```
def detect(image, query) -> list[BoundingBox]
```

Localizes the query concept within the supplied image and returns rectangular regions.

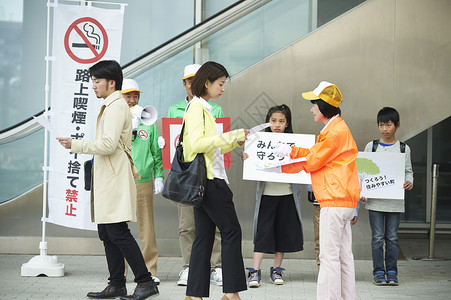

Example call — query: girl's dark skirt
[254,194,303,253]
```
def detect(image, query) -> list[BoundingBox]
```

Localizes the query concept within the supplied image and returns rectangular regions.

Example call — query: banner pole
[21,0,65,277]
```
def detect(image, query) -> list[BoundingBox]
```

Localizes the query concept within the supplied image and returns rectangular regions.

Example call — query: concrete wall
[1,0,450,259]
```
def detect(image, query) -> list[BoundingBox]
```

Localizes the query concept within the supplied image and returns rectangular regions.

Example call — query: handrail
[121,0,245,70]
[0,0,269,143]
[0,110,46,145]
[123,0,271,78]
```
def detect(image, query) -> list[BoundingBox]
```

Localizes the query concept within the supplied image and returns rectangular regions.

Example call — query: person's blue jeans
[368,210,401,275]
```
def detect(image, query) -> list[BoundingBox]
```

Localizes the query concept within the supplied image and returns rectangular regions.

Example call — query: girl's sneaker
[270,267,285,285]
[246,268,261,287]
[386,271,399,286]
[373,271,387,286]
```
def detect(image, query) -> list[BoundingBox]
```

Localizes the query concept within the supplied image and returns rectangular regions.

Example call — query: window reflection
[404,116,451,223]
[0,129,44,204]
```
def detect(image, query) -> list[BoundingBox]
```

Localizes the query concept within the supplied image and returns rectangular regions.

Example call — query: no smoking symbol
[138,130,148,140]
[64,17,108,64]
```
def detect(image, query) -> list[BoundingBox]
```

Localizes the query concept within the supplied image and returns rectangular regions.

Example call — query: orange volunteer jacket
[282,116,360,208]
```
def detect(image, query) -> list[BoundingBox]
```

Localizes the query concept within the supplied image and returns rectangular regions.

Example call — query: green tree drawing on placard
[356,158,380,188]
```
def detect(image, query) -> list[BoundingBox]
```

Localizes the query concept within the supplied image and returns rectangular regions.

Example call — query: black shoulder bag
[84,159,93,191]
[162,112,207,206]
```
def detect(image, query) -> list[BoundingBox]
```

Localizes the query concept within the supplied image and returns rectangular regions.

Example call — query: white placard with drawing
[357,152,406,199]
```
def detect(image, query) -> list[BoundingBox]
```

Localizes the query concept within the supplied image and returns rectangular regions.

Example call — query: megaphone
[130,105,158,126]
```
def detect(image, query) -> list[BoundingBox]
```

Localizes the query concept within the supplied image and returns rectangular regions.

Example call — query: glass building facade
[1,0,449,231]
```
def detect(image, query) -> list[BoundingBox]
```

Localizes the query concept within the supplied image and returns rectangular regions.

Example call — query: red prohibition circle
[138,130,148,140]
[64,17,109,64]
[174,134,180,148]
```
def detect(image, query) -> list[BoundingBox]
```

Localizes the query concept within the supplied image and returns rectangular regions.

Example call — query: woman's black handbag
[162,120,207,206]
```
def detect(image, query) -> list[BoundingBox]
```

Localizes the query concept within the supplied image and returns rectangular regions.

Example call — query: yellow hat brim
[302,91,320,100]
[121,88,142,94]
[182,74,195,80]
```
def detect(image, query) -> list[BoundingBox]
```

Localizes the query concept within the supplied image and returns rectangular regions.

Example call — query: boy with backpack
[361,107,413,286]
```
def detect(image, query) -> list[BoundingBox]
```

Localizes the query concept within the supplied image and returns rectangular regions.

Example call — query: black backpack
[372,139,406,153]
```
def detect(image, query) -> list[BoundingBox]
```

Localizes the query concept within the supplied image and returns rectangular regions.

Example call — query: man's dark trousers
[98,222,152,287]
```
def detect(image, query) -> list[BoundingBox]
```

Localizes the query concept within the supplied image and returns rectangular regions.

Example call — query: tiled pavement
[1,238,450,300]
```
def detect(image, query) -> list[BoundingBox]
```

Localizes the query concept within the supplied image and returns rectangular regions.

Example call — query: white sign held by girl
[243,132,315,184]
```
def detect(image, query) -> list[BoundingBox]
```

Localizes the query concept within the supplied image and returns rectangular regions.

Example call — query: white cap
[182,64,202,80]
[121,78,142,94]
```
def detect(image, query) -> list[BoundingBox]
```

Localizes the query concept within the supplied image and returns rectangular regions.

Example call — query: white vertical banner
[47,3,125,230]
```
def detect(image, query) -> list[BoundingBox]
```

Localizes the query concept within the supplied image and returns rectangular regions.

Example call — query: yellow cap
[302,81,342,107]
[121,78,142,94]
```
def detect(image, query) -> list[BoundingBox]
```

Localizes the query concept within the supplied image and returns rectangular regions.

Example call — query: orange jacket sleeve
[281,147,310,173]
[282,161,306,173]
[290,147,310,159]
[302,137,338,173]
[282,134,338,174]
